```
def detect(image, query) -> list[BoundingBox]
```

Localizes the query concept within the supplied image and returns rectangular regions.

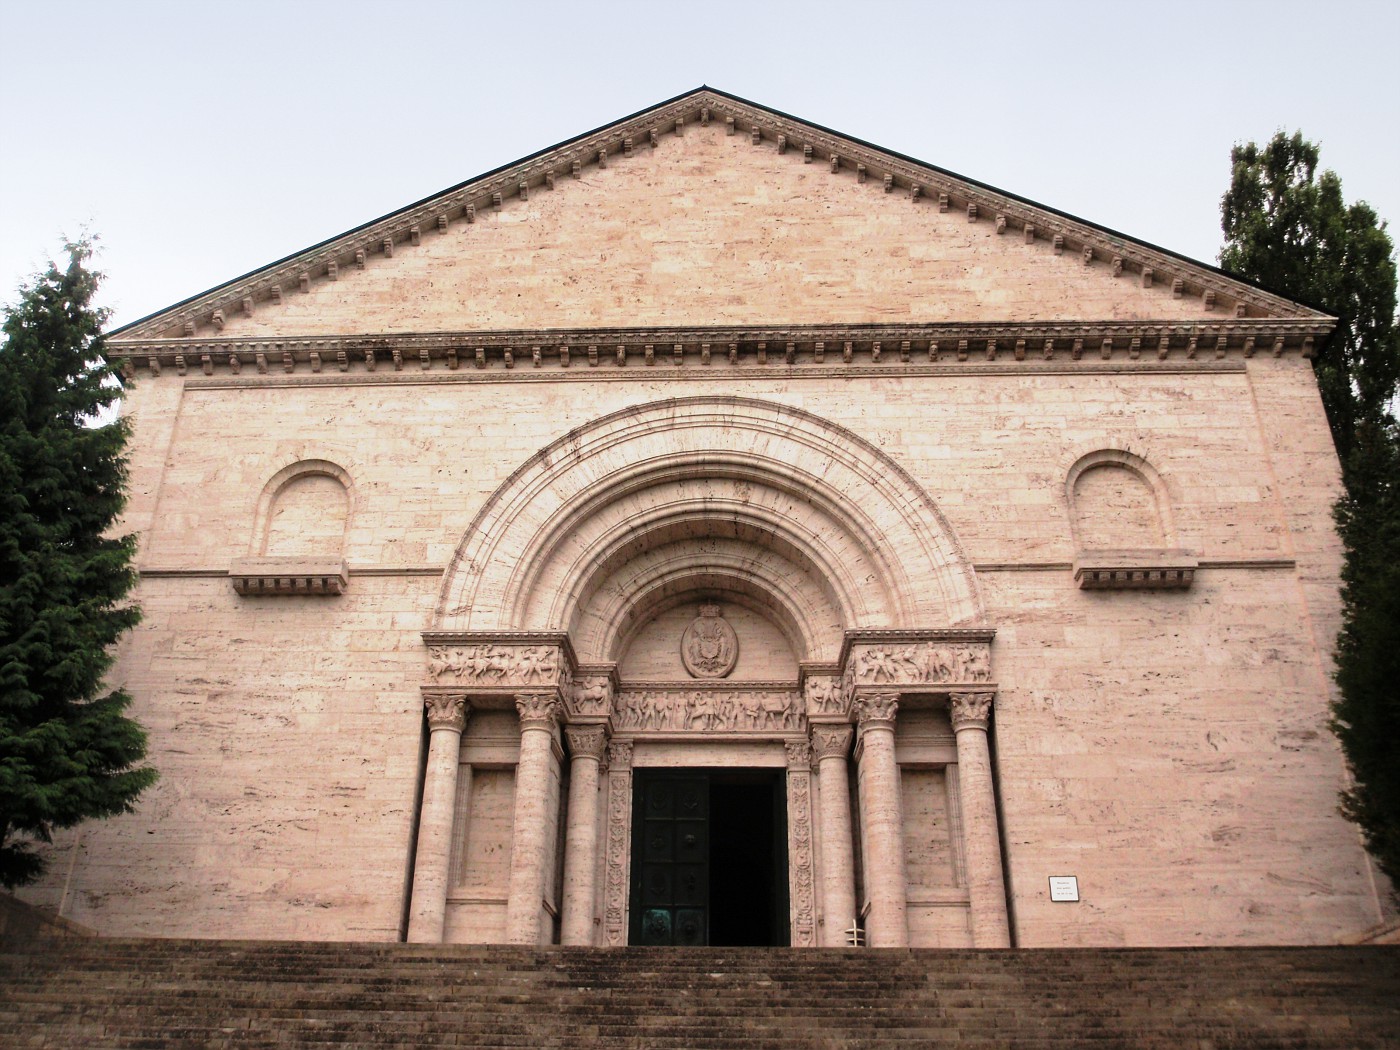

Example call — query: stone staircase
[2,934,1397,1049]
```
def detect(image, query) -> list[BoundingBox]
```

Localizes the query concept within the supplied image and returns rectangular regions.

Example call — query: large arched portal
[411,397,1008,950]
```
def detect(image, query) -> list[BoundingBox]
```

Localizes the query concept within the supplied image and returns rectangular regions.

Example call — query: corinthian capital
[515,691,562,730]
[853,692,899,729]
[423,691,469,733]
[950,691,995,731]
[564,725,610,761]
[810,724,854,761]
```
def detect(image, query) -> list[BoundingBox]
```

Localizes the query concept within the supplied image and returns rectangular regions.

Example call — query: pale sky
[2,0,1397,330]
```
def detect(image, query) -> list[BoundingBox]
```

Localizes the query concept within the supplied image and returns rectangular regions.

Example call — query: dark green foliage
[1221,132,1400,470]
[1332,421,1400,891]
[0,243,156,889]
[1221,132,1400,894]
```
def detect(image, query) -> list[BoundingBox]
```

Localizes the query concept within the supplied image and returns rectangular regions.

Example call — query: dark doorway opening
[630,768,789,947]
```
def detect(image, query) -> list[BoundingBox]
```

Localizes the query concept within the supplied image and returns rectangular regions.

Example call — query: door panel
[629,769,788,946]
[632,773,710,945]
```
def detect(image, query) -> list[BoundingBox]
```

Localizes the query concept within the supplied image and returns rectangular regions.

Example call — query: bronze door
[631,772,709,946]
[629,769,790,947]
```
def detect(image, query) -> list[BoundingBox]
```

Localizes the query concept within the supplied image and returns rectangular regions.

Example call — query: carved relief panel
[614,687,804,733]
[423,634,575,699]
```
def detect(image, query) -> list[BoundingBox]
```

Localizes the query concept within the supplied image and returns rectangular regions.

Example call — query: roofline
[112,85,1329,335]
[111,86,712,335]
[699,87,1335,318]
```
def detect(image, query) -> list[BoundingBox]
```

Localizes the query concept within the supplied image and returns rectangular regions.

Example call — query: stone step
[3,939,1397,1050]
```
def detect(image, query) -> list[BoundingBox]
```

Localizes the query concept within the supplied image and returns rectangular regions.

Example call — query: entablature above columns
[114,318,1328,382]
[423,631,577,710]
[839,628,997,712]
[421,627,997,737]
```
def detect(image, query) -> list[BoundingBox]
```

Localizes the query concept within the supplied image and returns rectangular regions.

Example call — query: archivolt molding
[435,397,984,653]
[114,88,1328,343]
[1063,447,1200,591]
[573,545,842,666]
[1064,446,1177,549]
[519,477,864,662]
[249,457,355,556]
[228,457,355,597]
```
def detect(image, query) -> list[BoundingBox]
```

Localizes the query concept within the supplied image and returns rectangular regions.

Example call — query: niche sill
[1073,550,1197,590]
[230,557,349,596]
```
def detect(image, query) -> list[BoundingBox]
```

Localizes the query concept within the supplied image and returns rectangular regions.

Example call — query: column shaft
[854,694,908,948]
[812,726,857,947]
[407,693,467,943]
[505,693,563,945]
[560,726,608,945]
[952,692,1011,948]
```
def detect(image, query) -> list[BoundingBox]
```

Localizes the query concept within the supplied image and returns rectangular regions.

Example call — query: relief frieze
[614,688,803,733]
[568,675,615,718]
[428,642,571,691]
[803,675,847,716]
[845,641,992,689]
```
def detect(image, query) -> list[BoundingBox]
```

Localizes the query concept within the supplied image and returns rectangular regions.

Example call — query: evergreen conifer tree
[0,242,156,889]
[1221,132,1400,895]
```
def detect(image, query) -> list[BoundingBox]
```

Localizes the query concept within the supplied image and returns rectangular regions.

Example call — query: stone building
[19,87,1388,948]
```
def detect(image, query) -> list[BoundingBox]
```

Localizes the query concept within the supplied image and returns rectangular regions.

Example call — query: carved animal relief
[614,688,803,733]
[429,643,566,688]
[847,642,992,689]
[569,675,614,717]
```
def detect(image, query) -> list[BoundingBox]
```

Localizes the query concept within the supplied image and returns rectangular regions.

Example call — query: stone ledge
[1074,550,1198,590]
[229,557,349,596]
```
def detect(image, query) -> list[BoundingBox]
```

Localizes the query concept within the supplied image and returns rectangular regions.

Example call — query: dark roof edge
[111,86,713,335]
[699,87,1333,319]
[112,85,1329,334]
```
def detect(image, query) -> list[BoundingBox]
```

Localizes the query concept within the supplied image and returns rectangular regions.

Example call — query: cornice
[114,88,1330,342]
[110,319,1328,381]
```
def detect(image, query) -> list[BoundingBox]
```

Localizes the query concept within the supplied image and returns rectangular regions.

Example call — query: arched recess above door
[434,396,984,662]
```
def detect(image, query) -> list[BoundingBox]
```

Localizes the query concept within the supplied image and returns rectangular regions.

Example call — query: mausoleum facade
[20,88,1388,948]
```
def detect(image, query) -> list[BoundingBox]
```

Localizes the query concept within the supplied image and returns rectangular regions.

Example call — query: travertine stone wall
[18,357,1378,945]
[209,124,1215,334]
[20,110,1378,947]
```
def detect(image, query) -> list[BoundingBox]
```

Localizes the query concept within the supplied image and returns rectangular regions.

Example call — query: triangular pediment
[114,87,1327,343]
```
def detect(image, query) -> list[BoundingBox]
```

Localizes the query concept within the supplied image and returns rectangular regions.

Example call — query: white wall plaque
[1048,876,1079,902]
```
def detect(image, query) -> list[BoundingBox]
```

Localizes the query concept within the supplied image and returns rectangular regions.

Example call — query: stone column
[810,724,857,946]
[853,693,908,948]
[407,691,469,943]
[505,691,564,945]
[785,741,817,947]
[951,691,1011,948]
[601,740,634,946]
[560,724,609,945]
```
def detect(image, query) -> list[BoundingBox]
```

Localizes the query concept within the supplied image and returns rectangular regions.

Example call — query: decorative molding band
[113,319,1327,380]
[972,561,1075,573]
[228,557,348,596]
[115,89,1326,340]
[1196,557,1298,570]
[140,564,443,578]
[973,557,1297,573]
[348,565,446,577]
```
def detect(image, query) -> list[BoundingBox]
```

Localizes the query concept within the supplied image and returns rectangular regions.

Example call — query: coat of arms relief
[680,603,738,679]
